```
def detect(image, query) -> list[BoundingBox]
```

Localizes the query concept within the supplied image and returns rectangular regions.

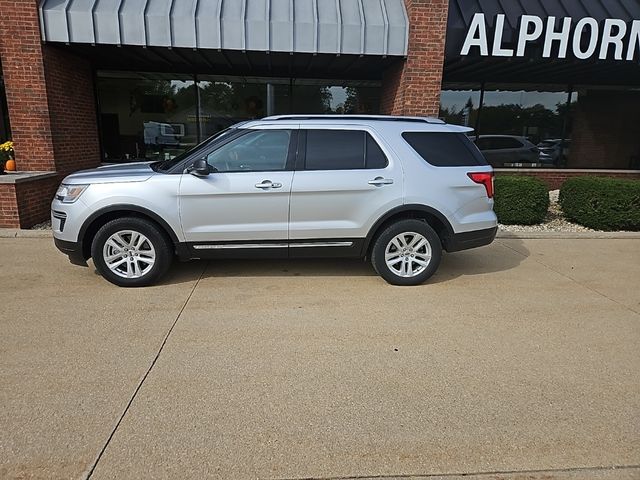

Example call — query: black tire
[91,217,173,287]
[371,219,442,286]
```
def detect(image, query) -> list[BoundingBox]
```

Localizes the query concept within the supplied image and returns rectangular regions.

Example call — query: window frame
[297,128,389,171]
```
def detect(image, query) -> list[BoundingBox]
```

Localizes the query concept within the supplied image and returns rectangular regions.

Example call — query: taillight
[468,172,494,198]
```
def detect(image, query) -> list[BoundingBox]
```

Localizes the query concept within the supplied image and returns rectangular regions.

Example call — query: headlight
[55,184,88,203]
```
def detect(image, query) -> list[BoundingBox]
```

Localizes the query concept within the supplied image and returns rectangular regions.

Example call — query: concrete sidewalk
[0,237,638,479]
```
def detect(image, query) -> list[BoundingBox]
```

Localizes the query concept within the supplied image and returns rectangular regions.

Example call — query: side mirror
[188,159,213,177]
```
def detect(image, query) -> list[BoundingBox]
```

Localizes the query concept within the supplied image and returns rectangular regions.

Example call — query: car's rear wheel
[91,217,172,287]
[371,219,442,286]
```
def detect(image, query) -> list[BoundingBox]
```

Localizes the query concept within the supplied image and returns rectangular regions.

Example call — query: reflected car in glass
[472,135,539,167]
[538,139,570,165]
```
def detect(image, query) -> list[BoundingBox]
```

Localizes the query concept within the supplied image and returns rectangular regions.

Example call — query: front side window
[205,129,292,172]
[304,130,388,170]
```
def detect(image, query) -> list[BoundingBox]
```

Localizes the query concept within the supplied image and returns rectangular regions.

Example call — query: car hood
[63,162,156,185]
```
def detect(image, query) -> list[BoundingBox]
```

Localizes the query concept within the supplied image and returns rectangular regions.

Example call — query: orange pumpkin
[5,159,16,171]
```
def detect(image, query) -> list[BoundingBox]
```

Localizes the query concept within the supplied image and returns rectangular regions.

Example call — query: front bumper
[53,237,87,267]
[444,226,498,253]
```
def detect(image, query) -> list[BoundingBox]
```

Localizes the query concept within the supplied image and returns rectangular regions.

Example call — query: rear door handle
[255,180,282,189]
[368,177,394,186]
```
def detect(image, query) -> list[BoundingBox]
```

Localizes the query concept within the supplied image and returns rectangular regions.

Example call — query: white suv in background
[52,115,497,287]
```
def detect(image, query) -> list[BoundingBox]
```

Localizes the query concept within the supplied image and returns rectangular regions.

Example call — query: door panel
[179,171,294,242]
[289,128,403,243]
[289,169,402,239]
[178,127,296,244]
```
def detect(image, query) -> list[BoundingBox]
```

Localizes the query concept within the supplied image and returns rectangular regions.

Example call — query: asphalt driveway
[0,236,638,479]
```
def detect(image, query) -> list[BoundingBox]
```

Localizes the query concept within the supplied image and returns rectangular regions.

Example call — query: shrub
[560,177,640,231]
[493,175,549,225]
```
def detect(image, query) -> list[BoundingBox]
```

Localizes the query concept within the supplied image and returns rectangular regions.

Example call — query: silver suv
[52,115,497,287]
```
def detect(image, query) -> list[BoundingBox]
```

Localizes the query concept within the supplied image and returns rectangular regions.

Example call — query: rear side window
[304,130,388,170]
[402,132,487,167]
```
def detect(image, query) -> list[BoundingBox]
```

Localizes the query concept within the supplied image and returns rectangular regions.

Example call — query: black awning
[445,0,640,85]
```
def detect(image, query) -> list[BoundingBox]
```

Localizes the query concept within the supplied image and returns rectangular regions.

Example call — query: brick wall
[0,176,58,228]
[0,183,19,227]
[568,90,640,170]
[42,46,101,175]
[14,176,59,228]
[0,0,100,227]
[495,169,640,191]
[380,0,449,117]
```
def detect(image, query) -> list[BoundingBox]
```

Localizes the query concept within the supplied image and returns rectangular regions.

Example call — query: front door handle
[368,177,394,186]
[255,180,283,189]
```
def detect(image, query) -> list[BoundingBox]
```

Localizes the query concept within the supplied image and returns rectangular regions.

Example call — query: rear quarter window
[402,132,487,167]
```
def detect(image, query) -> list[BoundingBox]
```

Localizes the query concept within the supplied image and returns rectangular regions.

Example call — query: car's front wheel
[371,219,442,286]
[91,217,173,287]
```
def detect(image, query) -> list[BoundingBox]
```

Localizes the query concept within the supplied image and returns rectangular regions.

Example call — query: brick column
[0,0,100,175]
[380,0,449,117]
[0,1,100,227]
[0,0,56,172]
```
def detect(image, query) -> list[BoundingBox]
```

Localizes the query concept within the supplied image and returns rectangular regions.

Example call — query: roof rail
[262,114,445,124]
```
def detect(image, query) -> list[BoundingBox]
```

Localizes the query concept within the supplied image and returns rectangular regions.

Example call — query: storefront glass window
[97,72,197,162]
[439,83,481,128]
[97,72,381,162]
[291,81,380,114]
[440,82,579,168]
[481,85,568,144]
[197,76,275,138]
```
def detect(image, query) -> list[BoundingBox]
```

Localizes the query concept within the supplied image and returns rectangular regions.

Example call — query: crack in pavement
[79,262,208,480]
[497,240,640,317]
[274,464,640,480]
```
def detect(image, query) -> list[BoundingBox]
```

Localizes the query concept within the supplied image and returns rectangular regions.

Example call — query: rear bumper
[54,237,87,266]
[444,226,497,253]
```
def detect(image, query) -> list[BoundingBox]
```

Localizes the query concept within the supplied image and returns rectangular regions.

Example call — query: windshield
[151,128,236,172]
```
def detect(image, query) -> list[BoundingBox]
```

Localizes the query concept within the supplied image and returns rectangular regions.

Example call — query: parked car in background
[538,139,570,165]
[471,135,539,167]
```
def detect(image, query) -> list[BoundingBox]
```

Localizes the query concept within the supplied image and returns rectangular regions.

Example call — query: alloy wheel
[102,230,156,279]
[384,231,432,278]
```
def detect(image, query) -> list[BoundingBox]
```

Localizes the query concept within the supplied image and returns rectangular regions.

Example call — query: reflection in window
[441,82,577,168]
[439,84,481,127]
[291,80,380,114]
[197,76,276,139]
[481,86,568,145]
[97,73,197,162]
[96,72,382,163]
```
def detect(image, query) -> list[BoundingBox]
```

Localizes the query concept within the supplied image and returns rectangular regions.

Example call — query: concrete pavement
[0,237,638,479]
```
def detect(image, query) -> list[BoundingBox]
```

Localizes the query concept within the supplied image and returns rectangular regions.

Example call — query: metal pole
[474,82,485,140]
[559,85,572,167]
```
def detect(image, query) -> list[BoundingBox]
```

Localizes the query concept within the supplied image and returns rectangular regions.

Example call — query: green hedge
[494,176,549,225]
[560,177,640,231]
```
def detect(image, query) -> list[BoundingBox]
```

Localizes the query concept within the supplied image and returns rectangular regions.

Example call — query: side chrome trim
[289,241,353,248]
[193,243,288,250]
[192,241,354,250]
